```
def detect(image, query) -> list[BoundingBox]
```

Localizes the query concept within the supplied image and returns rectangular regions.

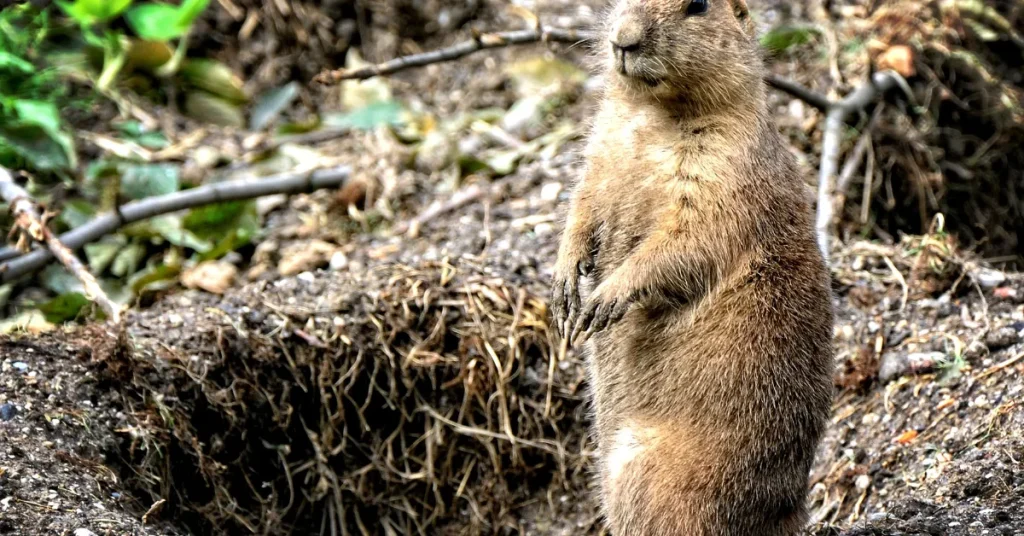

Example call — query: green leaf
[759,25,819,54]
[129,261,180,294]
[324,101,404,131]
[38,292,90,323]
[176,0,211,28]
[14,100,62,134]
[115,121,169,149]
[120,162,180,200]
[59,199,97,229]
[0,123,73,171]
[184,200,260,259]
[40,264,84,295]
[125,3,189,41]
[135,215,212,252]
[180,60,248,103]
[111,243,146,277]
[57,0,134,25]
[0,51,35,74]
[1,100,76,171]
[84,237,126,274]
[250,82,300,131]
[183,91,245,128]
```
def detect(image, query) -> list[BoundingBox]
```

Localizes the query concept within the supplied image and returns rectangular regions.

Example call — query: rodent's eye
[686,0,708,16]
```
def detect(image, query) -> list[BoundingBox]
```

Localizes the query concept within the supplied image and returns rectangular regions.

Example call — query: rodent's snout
[608,15,646,77]
[609,16,643,54]
[607,14,664,84]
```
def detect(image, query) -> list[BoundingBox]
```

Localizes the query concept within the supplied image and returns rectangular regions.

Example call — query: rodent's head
[603,0,760,104]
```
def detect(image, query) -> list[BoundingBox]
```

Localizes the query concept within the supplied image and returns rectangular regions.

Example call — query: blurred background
[0,1,1022,535]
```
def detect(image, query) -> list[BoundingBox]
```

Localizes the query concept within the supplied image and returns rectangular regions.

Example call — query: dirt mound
[97,260,593,534]
[0,335,179,536]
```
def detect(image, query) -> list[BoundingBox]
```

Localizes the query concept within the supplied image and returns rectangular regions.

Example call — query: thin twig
[976,350,1024,380]
[313,23,831,113]
[0,167,122,322]
[315,27,590,83]
[394,182,490,238]
[0,166,351,283]
[837,105,885,197]
[764,76,832,111]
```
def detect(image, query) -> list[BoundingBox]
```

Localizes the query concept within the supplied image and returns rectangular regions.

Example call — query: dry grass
[91,260,594,535]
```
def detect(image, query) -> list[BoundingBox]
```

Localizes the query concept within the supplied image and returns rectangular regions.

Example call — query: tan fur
[549,0,835,534]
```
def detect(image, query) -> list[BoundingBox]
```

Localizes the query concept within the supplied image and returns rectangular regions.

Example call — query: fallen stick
[0,167,122,322]
[314,24,910,263]
[393,182,490,238]
[0,166,351,283]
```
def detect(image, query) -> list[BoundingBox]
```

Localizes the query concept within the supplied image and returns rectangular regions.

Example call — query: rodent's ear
[730,0,755,37]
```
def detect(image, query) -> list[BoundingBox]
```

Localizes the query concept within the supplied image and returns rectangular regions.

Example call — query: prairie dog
[549,0,835,534]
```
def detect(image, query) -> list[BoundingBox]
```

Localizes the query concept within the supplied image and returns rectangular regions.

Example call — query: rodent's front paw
[550,266,582,340]
[571,279,635,344]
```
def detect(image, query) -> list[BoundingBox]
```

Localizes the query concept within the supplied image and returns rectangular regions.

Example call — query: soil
[2,0,1023,535]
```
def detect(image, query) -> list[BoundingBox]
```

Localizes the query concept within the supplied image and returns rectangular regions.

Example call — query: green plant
[0,5,77,172]
[57,0,212,89]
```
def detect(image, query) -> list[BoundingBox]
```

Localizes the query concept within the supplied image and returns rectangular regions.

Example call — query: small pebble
[975,268,1007,288]
[297,272,316,284]
[879,351,943,382]
[540,182,564,203]
[973,394,990,409]
[855,474,871,491]
[330,251,349,271]
[74,529,98,536]
[993,287,1018,300]
[985,326,1019,349]
[12,362,28,372]
[0,403,18,421]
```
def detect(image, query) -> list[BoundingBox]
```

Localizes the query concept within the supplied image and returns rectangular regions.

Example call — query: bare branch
[315,27,590,83]
[1,167,122,322]
[815,71,905,259]
[764,76,832,112]
[0,166,351,283]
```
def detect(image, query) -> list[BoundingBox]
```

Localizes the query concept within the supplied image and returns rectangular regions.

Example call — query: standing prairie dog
[549,0,835,534]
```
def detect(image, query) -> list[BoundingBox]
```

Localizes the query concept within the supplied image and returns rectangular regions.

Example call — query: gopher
[549,0,835,534]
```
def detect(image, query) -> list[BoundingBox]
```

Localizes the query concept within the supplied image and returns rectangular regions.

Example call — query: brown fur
[549,0,835,534]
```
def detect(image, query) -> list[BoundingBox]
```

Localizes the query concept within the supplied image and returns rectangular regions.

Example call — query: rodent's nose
[609,17,643,53]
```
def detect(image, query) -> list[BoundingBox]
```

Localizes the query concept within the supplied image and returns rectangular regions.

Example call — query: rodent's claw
[550,272,581,341]
[571,290,634,345]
